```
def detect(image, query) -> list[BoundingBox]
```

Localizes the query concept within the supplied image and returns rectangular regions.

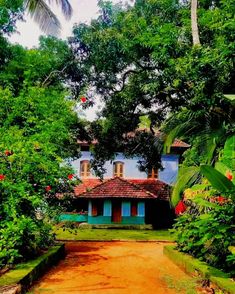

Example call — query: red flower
[80,96,87,103]
[0,174,5,181]
[217,196,226,203]
[226,171,233,181]
[45,185,52,192]
[68,174,74,180]
[175,200,187,215]
[4,150,12,156]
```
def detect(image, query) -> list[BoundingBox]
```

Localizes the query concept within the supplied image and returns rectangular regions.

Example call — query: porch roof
[78,177,157,199]
[75,177,170,200]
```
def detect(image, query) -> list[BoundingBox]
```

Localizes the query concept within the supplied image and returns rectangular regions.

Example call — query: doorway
[112,201,122,223]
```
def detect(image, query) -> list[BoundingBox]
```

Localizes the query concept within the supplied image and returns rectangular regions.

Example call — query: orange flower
[226,171,233,181]
[4,150,12,156]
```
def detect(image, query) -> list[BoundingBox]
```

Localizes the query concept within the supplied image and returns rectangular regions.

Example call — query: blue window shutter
[122,201,131,216]
[103,200,112,216]
[137,202,145,217]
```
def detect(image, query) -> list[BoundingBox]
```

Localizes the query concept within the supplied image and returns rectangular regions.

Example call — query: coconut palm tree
[24,0,72,36]
[191,0,200,45]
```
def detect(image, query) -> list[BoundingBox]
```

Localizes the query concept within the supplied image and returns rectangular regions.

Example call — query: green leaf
[200,164,235,193]
[171,166,200,207]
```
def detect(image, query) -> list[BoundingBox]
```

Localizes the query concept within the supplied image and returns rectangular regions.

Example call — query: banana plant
[200,165,235,201]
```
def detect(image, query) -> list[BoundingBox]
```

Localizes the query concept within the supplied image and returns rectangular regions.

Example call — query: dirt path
[29,242,200,294]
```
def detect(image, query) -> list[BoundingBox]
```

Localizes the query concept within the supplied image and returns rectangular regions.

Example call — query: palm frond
[25,0,61,35]
[171,166,200,207]
[48,0,73,20]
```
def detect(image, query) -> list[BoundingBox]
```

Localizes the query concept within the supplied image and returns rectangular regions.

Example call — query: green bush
[0,217,54,267]
[172,201,235,274]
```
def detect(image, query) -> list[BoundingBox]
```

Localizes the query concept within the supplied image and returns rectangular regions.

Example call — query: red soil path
[30,242,200,294]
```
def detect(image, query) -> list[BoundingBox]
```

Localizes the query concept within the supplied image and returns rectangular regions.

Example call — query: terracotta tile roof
[74,177,170,201]
[77,177,157,199]
[74,179,104,196]
[171,138,190,148]
[77,129,190,148]
[129,179,170,201]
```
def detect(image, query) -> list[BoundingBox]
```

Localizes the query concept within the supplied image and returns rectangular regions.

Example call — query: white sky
[9,0,130,120]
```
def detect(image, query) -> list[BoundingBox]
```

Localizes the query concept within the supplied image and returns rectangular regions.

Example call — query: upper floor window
[148,167,158,179]
[80,160,91,178]
[113,161,124,177]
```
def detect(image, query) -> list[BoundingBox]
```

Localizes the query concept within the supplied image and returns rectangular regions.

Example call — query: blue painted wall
[86,200,146,225]
[69,151,179,185]
[122,201,131,216]
[103,200,112,216]
[59,213,88,222]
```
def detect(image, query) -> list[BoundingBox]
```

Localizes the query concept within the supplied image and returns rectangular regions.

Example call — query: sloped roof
[78,177,157,199]
[74,177,170,201]
[74,179,103,196]
[77,129,190,148]
[129,179,170,201]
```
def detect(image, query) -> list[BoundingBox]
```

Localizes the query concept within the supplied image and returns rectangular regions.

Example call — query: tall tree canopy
[66,0,235,173]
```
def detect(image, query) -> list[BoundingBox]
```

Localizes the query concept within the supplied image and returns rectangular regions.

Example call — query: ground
[29,241,201,294]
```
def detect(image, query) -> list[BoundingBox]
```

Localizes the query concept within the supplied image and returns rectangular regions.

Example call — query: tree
[67,0,235,175]
[191,0,200,45]
[24,0,72,35]
[0,86,80,267]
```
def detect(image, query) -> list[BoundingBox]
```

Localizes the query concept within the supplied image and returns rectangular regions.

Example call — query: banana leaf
[200,165,235,193]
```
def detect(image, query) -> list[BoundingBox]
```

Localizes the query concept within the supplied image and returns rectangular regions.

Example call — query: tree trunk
[191,0,200,45]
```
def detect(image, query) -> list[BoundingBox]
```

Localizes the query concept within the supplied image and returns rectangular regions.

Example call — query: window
[113,161,124,177]
[80,160,91,178]
[148,167,158,179]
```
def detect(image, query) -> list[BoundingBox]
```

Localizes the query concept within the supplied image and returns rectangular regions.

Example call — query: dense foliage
[0,3,80,267]
[172,138,235,274]
[65,0,235,274]
[65,0,235,174]
[173,201,235,273]
[0,85,80,267]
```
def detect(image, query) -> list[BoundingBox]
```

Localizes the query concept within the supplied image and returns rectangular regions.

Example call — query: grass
[162,274,200,294]
[164,246,235,294]
[54,227,173,241]
[0,245,64,287]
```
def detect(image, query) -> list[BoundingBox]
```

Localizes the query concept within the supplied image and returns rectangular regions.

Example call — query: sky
[9,0,129,120]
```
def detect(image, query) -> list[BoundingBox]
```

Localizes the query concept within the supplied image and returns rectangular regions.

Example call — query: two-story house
[62,133,189,228]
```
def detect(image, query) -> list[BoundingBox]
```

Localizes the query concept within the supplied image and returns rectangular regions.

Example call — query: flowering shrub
[172,164,235,274]
[0,87,79,268]
[172,201,235,274]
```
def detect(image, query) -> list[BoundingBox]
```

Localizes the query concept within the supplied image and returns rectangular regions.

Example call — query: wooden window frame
[113,161,124,177]
[80,160,91,178]
[147,167,158,179]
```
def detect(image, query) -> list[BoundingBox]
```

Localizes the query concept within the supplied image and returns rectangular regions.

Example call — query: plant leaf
[200,164,235,193]
[171,166,200,207]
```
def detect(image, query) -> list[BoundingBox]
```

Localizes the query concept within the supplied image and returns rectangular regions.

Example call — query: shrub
[172,201,235,274]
